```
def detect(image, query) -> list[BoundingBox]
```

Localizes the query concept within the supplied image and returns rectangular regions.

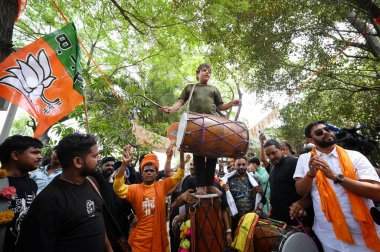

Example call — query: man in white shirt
[294,120,380,252]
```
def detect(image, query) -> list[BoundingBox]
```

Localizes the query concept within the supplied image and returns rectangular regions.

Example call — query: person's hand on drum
[182,189,197,205]
[289,201,307,219]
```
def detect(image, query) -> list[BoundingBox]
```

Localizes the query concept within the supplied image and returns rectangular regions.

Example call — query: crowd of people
[0,61,379,252]
[0,119,379,251]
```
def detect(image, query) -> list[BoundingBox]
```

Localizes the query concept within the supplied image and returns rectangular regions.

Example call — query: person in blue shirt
[30,147,62,194]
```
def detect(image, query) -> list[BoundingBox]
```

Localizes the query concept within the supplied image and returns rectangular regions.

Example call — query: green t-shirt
[179,84,224,114]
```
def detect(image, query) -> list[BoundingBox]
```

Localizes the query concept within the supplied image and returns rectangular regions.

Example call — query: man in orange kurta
[114,148,184,252]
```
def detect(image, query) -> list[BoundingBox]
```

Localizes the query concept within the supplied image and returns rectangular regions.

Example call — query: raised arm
[113,145,132,199]
[171,152,185,185]
[259,134,270,170]
[164,145,174,177]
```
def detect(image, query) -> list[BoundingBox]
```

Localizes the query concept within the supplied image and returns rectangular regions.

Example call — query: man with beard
[93,156,133,252]
[294,121,380,252]
[0,135,42,252]
[223,157,262,234]
[16,133,112,252]
[263,139,309,225]
[100,156,115,182]
[31,147,62,194]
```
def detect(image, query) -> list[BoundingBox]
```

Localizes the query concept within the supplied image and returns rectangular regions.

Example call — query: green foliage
[9,0,380,159]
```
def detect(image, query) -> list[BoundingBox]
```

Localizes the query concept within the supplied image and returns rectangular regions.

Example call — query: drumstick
[133,94,163,109]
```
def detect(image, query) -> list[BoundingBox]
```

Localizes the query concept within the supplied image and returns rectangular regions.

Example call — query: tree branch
[109,0,144,34]
[109,50,164,76]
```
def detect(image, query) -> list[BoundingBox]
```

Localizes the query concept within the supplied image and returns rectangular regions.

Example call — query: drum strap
[186,84,196,112]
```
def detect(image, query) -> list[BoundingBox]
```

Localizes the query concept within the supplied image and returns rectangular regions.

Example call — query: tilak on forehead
[140,153,159,173]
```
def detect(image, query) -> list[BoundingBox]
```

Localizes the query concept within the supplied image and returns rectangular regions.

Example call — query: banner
[250,110,280,137]
[132,123,172,153]
[0,23,84,138]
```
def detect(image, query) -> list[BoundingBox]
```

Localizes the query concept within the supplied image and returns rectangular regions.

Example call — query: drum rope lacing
[186,115,248,153]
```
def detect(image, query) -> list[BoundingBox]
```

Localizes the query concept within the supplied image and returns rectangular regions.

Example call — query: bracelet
[306,172,315,179]
[225,228,232,233]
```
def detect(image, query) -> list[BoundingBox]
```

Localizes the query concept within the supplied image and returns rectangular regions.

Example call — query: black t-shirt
[92,172,132,250]
[269,156,301,225]
[15,176,105,252]
[4,175,37,252]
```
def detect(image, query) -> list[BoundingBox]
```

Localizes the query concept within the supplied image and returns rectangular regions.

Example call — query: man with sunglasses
[294,120,380,252]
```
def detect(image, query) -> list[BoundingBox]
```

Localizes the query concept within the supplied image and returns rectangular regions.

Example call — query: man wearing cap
[113,146,185,252]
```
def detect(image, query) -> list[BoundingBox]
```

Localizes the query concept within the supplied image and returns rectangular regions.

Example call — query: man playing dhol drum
[161,63,240,195]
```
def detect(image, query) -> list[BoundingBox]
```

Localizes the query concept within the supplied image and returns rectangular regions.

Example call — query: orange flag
[0,23,84,138]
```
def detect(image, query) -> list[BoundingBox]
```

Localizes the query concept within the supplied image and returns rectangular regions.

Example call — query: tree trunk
[346,11,380,58]
[0,0,18,144]
[0,0,18,62]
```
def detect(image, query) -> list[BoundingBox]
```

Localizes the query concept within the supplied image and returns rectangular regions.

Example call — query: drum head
[195,194,219,199]
[176,112,188,150]
[281,232,318,252]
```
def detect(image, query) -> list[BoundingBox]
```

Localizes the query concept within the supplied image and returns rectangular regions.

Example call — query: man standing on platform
[161,63,240,195]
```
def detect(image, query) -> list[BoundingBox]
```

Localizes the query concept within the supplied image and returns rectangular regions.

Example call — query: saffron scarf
[312,146,380,251]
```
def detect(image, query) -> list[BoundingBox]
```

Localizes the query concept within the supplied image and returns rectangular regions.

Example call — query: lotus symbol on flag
[0,49,61,114]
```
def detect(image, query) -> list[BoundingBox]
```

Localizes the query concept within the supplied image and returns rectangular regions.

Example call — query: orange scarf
[312,146,380,251]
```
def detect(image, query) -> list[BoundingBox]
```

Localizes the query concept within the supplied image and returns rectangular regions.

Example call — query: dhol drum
[253,219,319,252]
[176,113,249,158]
[189,194,224,252]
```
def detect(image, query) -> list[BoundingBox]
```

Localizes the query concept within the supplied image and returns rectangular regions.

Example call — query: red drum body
[176,113,249,158]
[189,194,224,252]
[253,219,319,252]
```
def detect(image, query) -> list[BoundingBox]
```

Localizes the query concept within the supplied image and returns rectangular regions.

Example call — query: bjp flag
[0,23,84,138]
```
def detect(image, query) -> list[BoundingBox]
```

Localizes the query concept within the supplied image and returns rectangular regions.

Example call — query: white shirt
[294,147,380,251]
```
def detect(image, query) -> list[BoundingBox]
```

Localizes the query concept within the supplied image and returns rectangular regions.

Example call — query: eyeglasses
[313,126,332,137]
[236,163,246,167]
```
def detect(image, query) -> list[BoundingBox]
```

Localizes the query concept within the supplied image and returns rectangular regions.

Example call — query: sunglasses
[313,126,332,137]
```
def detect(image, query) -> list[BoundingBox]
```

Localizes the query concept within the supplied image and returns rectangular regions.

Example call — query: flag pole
[0,0,20,144]
[83,96,90,134]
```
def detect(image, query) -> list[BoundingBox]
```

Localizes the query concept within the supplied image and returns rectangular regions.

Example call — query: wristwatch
[333,174,345,184]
